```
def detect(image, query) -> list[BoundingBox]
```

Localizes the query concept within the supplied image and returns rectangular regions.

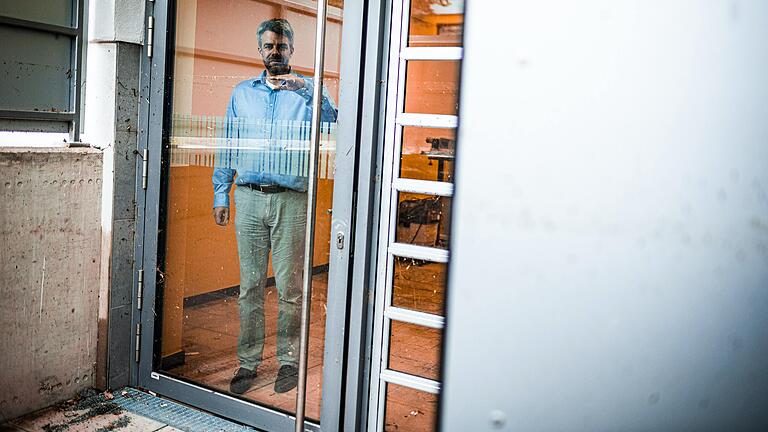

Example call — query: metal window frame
[366,0,463,430]
[339,0,393,430]
[395,113,457,128]
[392,178,453,196]
[380,369,440,394]
[0,0,86,140]
[384,307,444,329]
[400,46,462,60]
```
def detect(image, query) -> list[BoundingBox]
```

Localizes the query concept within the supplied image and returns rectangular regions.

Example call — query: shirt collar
[252,70,268,86]
[251,69,303,87]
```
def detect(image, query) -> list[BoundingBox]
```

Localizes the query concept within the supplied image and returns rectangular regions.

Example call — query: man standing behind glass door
[212,18,337,395]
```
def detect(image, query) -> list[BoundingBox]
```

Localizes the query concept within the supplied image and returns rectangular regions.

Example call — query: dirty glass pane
[0,0,74,27]
[157,0,343,421]
[403,60,461,115]
[392,257,446,316]
[399,126,455,183]
[0,26,71,112]
[395,192,450,249]
[407,0,463,47]
[384,383,439,432]
[388,320,442,381]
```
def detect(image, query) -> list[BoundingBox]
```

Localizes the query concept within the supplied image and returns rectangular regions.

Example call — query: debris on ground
[94,415,131,432]
[38,388,131,431]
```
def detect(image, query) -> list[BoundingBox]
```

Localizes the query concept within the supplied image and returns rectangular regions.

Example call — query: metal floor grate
[113,388,258,432]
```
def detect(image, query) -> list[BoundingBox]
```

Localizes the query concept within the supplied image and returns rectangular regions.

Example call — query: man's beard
[266,58,290,75]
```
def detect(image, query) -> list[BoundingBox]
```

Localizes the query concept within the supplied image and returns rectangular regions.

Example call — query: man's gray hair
[257,18,295,48]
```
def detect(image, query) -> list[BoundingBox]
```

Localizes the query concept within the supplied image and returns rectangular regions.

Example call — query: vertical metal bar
[70,0,85,142]
[295,0,329,430]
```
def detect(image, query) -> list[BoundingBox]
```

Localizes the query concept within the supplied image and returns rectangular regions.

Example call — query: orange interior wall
[165,166,333,300]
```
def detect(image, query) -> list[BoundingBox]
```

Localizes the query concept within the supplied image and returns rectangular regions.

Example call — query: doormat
[112,388,257,432]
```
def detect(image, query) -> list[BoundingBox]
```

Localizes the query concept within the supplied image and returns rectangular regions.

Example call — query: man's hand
[213,207,230,226]
[268,74,305,91]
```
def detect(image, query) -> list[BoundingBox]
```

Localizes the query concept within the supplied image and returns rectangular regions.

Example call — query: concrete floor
[0,388,256,432]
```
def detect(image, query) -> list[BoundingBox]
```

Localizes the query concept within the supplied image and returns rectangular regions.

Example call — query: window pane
[404,60,461,115]
[396,192,450,249]
[158,0,343,421]
[384,383,438,432]
[392,257,446,316]
[0,26,71,112]
[388,320,442,381]
[400,126,455,183]
[408,0,463,47]
[0,0,74,27]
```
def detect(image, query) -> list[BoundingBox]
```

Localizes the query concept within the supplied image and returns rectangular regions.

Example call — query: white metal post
[295,0,329,430]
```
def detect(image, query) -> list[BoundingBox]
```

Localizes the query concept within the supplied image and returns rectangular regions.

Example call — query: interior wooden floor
[164,261,445,431]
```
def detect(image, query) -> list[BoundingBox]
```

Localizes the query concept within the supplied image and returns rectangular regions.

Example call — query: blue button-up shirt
[212,70,338,208]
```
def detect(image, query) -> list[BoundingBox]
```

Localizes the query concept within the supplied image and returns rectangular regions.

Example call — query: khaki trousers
[233,186,307,369]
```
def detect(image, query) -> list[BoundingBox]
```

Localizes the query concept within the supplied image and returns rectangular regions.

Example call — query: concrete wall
[85,0,144,390]
[442,1,768,431]
[86,40,142,391]
[0,148,102,422]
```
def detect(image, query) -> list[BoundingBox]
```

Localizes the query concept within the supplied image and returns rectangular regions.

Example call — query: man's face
[259,30,294,75]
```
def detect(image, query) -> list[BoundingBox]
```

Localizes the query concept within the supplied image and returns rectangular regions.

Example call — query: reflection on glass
[392,258,446,316]
[404,60,461,115]
[396,192,450,249]
[388,321,442,381]
[400,127,455,183]
[384,383,438,432]
[379,3,464,432]
[408,0,464,47]
[158,0,343,421]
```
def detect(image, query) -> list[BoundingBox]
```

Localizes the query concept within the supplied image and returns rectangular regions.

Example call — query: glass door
[134,0,360,430]
[368,0,464,431]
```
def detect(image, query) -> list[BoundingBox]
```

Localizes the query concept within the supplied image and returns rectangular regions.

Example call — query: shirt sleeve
[212,92,237,208]
[300,78,339,123]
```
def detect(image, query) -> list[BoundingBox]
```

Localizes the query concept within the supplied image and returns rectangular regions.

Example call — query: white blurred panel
[441,1,768,431]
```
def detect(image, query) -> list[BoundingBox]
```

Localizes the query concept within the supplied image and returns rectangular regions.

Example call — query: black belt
[241,183,288,193]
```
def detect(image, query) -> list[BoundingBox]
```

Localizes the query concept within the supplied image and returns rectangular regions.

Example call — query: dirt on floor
[39,389,131,432]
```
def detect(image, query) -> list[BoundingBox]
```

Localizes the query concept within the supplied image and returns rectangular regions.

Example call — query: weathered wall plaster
[0,148,102,422]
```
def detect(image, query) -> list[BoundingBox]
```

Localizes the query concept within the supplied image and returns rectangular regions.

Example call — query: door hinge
[136,269,144,310]
[146,15,155,58]
[141,148,148,190]
[134,323,142,362]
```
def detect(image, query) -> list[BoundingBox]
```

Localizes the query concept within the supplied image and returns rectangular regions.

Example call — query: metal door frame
[130,0,381,430]
[366,0,462,430]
